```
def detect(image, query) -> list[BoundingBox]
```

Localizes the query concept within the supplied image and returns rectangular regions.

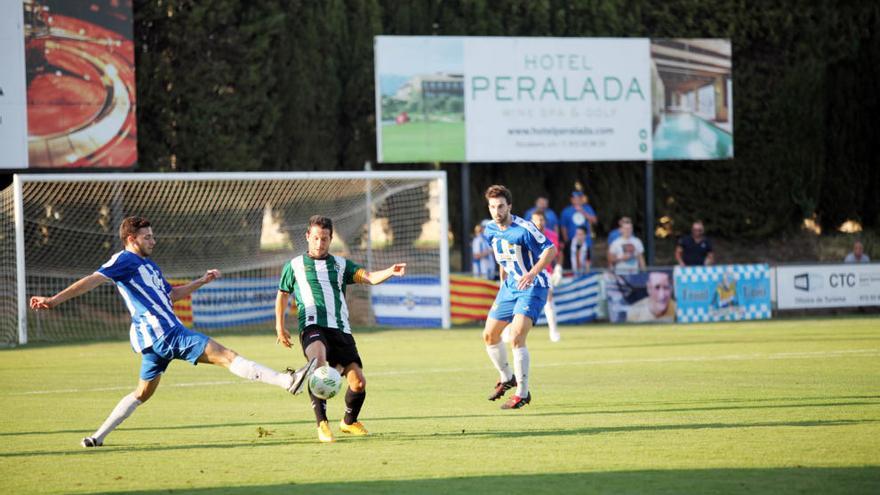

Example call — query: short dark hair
[308,215,333,235]
[119,216,151,243]
[484,185,512,205]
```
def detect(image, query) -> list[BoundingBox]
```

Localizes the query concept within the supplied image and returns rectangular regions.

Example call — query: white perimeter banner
[776,264,880,309]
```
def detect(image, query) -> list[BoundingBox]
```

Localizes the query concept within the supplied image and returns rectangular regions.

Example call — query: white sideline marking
[13,380,243,396]
[9,349,880,396]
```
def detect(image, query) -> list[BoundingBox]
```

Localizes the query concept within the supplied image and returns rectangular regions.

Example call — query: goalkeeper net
[0,172,449,345]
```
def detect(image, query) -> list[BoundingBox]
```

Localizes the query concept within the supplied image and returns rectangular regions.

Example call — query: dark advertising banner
[0,1,136,169]
[605,269,676,323]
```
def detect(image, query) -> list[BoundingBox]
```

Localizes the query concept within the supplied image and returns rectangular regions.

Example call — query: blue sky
[375,36,463,76]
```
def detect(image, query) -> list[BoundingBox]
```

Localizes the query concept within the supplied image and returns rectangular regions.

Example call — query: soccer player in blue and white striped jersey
[482,185,557,409]
[29,216,316,448]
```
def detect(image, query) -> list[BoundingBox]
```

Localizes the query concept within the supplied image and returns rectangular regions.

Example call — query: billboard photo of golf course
[375,37,465,163]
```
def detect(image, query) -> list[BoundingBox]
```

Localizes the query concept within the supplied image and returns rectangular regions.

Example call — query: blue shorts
[140,326,211,381]
[488,283,549,323]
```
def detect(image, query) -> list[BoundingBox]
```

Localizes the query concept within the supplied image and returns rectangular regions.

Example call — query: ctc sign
[829,272,856,288]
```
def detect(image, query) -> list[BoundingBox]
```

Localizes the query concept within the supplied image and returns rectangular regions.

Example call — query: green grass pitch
[381,121,465,162]
[1,317,878,494]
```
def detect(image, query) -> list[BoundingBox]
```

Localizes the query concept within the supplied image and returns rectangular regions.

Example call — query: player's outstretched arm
[359,263,407,285]
[170,269,221,302]
[30,272,108,310]
[275,291,293,348]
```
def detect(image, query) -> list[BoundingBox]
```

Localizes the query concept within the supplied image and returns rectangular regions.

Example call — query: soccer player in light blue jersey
[482,185,557,409]
[30,216,317,448]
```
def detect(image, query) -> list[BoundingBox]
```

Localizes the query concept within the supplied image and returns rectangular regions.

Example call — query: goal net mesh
[0,174,445,344]
[0,187,17,346]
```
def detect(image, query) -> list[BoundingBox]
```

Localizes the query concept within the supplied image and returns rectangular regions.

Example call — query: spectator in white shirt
[844,241,870,263]
[608,217,646,275]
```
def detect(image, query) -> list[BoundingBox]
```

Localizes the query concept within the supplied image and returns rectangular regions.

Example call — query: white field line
[8,349,880,396]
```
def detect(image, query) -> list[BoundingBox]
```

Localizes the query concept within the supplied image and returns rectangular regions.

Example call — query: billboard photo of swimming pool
[651,39,733,160]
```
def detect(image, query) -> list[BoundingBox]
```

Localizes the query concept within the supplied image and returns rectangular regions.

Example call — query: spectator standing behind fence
[676,220,715,266]
[472,223,496,279]
[608,217,646,275]
[570,226,590,275]
[844,241,870,263]
[606,217,625,269]
[560,190,597,270]
[524,196,559,235]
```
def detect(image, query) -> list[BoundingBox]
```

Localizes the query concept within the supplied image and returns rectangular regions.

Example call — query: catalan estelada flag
[168,279,193,328]
[450,274,498,325]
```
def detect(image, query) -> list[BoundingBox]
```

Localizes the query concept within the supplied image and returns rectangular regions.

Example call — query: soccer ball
[308,364,343,400]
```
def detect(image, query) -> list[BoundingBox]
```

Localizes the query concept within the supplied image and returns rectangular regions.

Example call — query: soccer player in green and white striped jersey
[275,215,406,443]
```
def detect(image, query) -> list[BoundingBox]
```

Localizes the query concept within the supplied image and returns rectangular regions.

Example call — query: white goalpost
[0,171,450,346]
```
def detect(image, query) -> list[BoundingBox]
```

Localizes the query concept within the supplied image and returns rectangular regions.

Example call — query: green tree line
[133,0,880,243]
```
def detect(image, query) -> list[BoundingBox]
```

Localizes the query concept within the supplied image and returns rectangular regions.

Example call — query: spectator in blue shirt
[560,191,597,269]
[523,196,559,235]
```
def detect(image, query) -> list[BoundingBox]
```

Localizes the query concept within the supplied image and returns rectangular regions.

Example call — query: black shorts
[299,325,363,369]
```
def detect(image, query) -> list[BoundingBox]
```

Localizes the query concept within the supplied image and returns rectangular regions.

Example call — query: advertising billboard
[674,264,771,323]
[0,1,137,169]
[776,264,880,309]
[605,270,676,324]
[375,36,732,163]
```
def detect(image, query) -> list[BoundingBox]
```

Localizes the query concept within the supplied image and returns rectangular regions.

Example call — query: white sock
[485,342,513,382]
[545,302,558,335]
[229,356,292,389]
[93,393,142,444]
[512,346,530,397]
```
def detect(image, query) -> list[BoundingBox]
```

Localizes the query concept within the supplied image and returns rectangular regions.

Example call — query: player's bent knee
[202,340,238,366]
[482,326,501,344]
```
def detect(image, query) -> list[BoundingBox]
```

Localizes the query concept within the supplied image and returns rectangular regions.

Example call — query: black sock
[309,390,328,425]
[343,388,366,425]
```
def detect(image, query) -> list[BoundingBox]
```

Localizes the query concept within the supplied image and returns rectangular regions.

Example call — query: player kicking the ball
[29,217,317,448]
[275,215,406,443]
[482,185,557,409]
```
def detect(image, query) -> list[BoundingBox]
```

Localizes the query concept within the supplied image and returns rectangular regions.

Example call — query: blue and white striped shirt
[97,250,182,353]
[484,215,555,289]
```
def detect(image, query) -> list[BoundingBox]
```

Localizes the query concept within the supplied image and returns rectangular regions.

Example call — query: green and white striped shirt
[279,254,364,333]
